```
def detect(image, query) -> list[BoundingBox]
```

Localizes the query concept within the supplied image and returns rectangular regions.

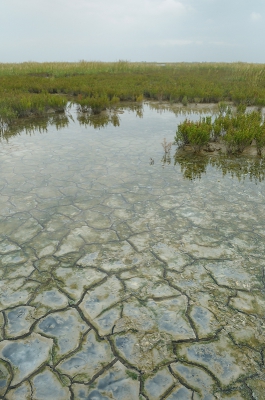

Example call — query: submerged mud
[0,104,264,399]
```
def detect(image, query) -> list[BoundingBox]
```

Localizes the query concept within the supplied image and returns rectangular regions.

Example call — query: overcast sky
[1,0,265,63]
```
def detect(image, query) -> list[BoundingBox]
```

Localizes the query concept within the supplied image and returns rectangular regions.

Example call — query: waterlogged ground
[0,104,265,400]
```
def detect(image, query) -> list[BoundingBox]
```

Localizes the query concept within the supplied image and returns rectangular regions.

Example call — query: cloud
[156,39,203,46]
[68,0,190,17]
[209,41,238,47]
[155,0,188,13]
[0,0,191,44]
[1,0,265,62]
[250,12,262,21]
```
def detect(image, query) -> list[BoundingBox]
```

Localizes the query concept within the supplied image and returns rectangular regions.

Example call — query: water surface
[0,104,264,400]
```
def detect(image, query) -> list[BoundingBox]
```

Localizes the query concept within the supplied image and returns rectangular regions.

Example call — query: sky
[1,0,265,63]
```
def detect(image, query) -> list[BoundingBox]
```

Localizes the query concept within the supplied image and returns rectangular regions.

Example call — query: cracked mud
[0,104,265,399]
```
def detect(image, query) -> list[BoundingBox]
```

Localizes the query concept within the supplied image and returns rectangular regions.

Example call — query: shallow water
[0,104,265,400]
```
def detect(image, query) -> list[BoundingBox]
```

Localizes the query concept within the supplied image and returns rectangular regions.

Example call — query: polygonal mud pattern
[0,104,265,399]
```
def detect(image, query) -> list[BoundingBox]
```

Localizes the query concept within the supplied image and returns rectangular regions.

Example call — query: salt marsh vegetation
[1,61,265,131]
[175,104,265,156]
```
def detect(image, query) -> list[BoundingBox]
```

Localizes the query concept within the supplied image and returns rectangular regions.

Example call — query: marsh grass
[1,61,265,128]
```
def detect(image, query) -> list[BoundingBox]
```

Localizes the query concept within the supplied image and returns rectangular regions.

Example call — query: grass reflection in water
[173,152,265,182]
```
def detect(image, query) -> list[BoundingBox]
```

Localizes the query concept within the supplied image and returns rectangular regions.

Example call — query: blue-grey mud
[0,103,265,400]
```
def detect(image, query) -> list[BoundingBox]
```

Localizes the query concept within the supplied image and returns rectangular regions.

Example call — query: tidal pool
[0,103,265,400]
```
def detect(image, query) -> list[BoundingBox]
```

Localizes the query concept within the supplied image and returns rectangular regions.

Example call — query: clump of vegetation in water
[255,124,265,156]
[76,94,113,114]
[1,61,265,129]
[175,117,212,152]
[0,93,67,134]
[175,105,265,156]
[222,111,261,153]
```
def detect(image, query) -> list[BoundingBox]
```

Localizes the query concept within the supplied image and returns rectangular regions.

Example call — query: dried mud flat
[0,105,265,400]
